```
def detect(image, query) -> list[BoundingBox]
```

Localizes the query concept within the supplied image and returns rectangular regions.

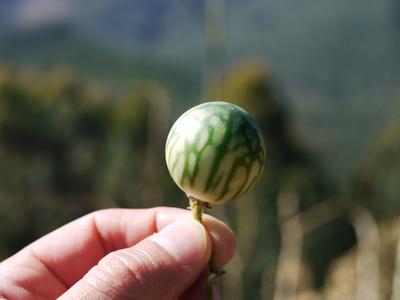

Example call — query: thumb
[59,219,211,300]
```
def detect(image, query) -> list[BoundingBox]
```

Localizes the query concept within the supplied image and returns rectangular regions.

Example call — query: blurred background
[1,0,400,299]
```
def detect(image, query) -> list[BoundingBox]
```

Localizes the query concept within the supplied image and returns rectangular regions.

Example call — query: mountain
[0,22,200,106]
[2,0,399,89]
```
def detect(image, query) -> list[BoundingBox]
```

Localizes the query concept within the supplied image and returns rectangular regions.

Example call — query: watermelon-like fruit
[165,101,265,204]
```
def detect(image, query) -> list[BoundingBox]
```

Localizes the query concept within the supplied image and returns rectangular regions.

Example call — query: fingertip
[150,219,211,267]
[202,216,237,268]
[154,208,237,267]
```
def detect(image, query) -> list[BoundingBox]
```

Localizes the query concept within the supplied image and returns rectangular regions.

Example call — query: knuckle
[93,241,172,299]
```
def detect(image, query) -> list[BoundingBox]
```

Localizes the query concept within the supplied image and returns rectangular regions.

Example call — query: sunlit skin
[0,207,236,300]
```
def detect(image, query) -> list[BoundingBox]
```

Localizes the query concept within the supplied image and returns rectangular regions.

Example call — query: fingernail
[151,219,207,266]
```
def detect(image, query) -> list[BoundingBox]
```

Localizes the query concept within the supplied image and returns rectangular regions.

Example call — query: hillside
[0,23,200,108]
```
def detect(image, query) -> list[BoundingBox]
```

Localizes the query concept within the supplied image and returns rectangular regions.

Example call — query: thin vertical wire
[203,0,227,99]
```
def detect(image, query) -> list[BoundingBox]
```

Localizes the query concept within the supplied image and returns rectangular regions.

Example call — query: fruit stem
[189,197,223,300]
[190,197,204,223]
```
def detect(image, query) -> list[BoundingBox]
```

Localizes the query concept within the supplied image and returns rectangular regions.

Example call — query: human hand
[0,207,236,299]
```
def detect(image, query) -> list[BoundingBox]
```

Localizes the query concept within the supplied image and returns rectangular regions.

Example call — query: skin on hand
[0,207,236,300]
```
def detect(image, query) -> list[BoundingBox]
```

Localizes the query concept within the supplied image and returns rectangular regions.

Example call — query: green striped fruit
[165,101,265,204]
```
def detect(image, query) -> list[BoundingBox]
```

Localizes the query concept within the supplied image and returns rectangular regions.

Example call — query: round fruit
[165,101,265,204]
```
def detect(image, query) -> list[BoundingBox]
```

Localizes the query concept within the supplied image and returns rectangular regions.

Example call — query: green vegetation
[349,115,400,219]
[0,65,178,258]
[0,57,399,299]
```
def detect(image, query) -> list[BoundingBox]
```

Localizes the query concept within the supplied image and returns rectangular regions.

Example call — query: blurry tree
[209,60,355,298]
[349,113,400,219]
[305,99,400,300]
[0,66,112,258]
[96,82,172,208]
[0,64,173,260]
